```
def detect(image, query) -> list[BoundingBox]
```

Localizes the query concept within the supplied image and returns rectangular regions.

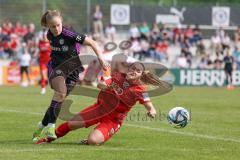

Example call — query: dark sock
[49,100,62,124]
[41,108,50,126]
[41,100,62,126]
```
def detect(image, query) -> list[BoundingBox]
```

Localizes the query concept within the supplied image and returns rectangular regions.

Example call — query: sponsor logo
[50,46,61,51]
[59,39,64,45]
[56,69,62,75]
[76,35,82,42]
[62,46,69,51]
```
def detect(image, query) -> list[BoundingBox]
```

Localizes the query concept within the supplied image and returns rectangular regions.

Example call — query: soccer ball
[167,107,190,128]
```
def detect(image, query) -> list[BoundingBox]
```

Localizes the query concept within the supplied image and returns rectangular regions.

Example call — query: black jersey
[47,26,86,67]
[223,55,234,70]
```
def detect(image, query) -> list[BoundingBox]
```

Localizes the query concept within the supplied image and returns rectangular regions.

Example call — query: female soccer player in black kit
[32,10,108,141]
[223,51,234,90]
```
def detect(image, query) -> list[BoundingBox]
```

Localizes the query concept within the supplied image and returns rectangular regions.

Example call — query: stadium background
[0,1,239,160]
[0,0,240,87]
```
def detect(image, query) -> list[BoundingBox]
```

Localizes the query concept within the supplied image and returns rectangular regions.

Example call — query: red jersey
[39,40,51,64]
[97,72,151,123]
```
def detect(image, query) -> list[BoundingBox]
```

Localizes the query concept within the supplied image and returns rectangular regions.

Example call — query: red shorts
[79,103,121,141]
[40,63,48,71]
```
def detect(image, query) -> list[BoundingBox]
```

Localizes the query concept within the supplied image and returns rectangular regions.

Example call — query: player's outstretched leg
[35,121,71,144]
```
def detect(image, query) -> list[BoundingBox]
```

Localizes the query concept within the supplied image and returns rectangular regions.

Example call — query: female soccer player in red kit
[38,30,51,94]
[36,62,160,145]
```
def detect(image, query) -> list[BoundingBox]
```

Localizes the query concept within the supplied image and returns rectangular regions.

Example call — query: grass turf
[0,86,239,160]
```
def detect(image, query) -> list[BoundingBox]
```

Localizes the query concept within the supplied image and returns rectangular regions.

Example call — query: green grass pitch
[0,86,239,160]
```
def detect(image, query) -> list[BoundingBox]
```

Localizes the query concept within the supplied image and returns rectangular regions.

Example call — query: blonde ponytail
[41,11,49,27]
[40,10,62,27]
[141,71,163,86]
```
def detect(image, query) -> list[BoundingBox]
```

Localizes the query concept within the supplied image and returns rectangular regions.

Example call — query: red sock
[40,78,46,88]
[55,122,71,138]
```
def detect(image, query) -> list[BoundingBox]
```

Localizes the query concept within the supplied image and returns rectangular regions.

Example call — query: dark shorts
[47,58,84,95]
[20,66,29,74]
[224,68,233,76]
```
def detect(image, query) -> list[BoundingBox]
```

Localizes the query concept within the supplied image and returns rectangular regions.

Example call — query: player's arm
[83,37,108,70]
[97,76,112,90]
[143,101,157,118]
[97,67,113,90]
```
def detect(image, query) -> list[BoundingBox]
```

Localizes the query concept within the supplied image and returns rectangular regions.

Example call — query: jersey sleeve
[62,27,86,44]
[134,86,151,104]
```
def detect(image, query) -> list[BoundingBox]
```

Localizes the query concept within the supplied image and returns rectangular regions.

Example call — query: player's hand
[147,110,156,118]
[97,80,109,90]
[98,58,110,71]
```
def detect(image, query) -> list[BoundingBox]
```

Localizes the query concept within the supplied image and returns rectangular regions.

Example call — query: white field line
[0,109,42,115]
[1,108,240,144]
[125,124,240,143]
[0,147,147,153]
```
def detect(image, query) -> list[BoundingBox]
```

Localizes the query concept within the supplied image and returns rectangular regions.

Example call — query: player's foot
[227,84,235,90]
[41,88,46,94]
[35,137,54,144]
[32,128,43,142]
[227,85,231,90]
[43,125,57,139]
[79,139,88,145]
[21,82,28,87]
[230,85,235,90]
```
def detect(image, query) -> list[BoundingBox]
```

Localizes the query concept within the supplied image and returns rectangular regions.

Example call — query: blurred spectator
[154,40,168,62]
[139,38,150,60]
[211,33,222,53]
[191,25,202,44]
[129,24,140,39]
[150,22,160,43]
[180,37,192,67]
[105,24,116,42]
[196,40,205,55]
[184,25,193,40]
[172,25,182,44]
[139,22,150,38]
[23,23,35,43]
[93,5,103,36]
[216,27,225,41]
[205,55,213,69]
[2,34,19,59]
[24,23,36,52]
[214,54,223,69]
[160,24,171,41]
[2,20,13,35]
[232,46,240,70]
[177,53,188,68]
[0,26,4,39]
[221,33,231,51]
[151,23,160,35]
[14,21,26,37]
[234,26,240,50]
[0,40,7,59]
[223,50,234,89]
[19,43,31,87]
[198,56,207,69]
[130,38,142,59]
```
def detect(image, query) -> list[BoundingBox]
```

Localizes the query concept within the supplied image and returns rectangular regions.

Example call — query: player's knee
[54,92,67,102]
[87,135,104,145]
